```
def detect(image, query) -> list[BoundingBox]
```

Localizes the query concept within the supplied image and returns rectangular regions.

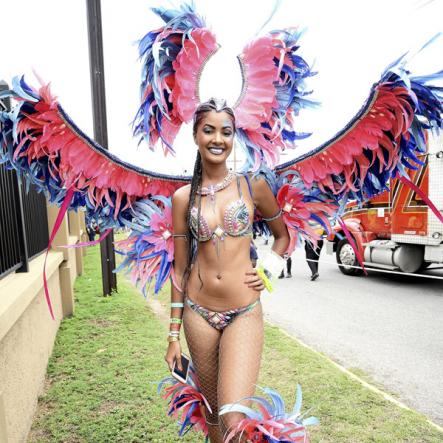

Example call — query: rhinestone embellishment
[197,172,235,196]
[283,202,293,212]
[161,229,172,240]
[214,226,225,238]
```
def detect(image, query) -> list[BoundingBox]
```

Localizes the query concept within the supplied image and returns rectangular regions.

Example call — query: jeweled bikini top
[190,175,253,242]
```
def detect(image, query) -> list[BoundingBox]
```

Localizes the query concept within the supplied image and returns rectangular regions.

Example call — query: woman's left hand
[244,269,265,292]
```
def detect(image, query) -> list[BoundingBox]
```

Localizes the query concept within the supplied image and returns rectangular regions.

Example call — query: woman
[164,98,289,442]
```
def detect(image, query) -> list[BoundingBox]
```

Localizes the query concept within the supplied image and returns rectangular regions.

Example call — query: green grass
[28,245,443,442]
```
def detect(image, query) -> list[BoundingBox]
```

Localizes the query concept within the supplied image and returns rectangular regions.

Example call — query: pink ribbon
[338,218,367,275]
[43,187,75,320]
[170,268,183,293]
[398,175,443,224]
[58,228,112,248]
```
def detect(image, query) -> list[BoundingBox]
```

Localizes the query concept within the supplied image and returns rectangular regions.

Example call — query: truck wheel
[336,239,364,276]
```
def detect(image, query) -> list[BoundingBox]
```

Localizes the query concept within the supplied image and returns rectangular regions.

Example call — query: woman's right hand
[165,341,183,372]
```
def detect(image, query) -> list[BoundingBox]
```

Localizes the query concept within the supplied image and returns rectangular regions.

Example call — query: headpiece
[133,3,316,170]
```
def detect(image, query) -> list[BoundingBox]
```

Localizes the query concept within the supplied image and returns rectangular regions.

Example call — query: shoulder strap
[244,174,254,200]
[236,175,243,198]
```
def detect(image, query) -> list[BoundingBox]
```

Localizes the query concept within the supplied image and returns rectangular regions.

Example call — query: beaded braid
[182,151,202,294]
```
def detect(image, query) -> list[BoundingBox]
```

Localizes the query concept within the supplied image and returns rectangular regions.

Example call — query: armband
[262,208,282,222]
[172,233,188,240]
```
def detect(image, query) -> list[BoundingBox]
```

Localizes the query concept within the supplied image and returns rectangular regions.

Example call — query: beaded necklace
[197,172,235,200]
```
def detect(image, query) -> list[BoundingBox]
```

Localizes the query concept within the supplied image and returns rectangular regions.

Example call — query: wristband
[170,318,183,325]
[171,302,184,308]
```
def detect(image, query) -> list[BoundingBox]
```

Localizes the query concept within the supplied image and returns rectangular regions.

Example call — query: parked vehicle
[326,134,443,275]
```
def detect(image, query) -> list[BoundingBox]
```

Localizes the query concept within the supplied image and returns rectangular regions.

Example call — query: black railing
[21,183,49,260]
[0,166,26,277]
[0,80,49,280]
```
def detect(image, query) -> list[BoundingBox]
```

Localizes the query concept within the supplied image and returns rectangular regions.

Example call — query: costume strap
[236,175,243,199]
[244,174,254,200]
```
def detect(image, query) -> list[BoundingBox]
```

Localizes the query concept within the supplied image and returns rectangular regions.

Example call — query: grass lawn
[28,245,443,442]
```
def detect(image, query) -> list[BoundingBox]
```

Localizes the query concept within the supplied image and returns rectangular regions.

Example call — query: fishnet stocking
[183,303,223,442]
[218,302,264,442]
[183,300,264,443]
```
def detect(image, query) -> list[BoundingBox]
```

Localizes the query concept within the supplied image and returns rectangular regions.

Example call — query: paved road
[257,242,443,425]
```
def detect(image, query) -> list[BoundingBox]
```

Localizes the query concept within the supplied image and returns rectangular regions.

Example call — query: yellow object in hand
[257,266,274,293]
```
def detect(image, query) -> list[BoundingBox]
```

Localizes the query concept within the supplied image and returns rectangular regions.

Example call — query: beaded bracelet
[170,318,183,325]
[171,302,184,308]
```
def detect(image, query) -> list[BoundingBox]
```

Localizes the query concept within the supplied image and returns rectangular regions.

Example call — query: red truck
[326,134,443,275]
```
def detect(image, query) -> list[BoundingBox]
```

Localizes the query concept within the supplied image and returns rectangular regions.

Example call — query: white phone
[171,353,190,384]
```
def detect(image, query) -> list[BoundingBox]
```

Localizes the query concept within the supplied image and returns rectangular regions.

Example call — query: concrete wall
[0,206,86,443]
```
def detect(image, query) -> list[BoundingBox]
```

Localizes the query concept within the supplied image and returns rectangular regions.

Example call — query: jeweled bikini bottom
[185,297,260,331]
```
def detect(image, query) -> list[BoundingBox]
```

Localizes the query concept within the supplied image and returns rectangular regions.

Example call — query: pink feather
[14,82,184,218]
[284,85,413,193]
[170,28,219,122]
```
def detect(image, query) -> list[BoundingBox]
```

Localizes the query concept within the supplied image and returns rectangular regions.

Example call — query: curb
[265,319,443,434]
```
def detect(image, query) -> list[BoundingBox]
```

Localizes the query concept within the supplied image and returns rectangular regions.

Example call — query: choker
[197,172,235,196]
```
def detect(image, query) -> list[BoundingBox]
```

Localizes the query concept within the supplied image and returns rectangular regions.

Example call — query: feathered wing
[0,77,190,296]
[272,59,443,249]
[134,3,218,154]
[235,28,317,171]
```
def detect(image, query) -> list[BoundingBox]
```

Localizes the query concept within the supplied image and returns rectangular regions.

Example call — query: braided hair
[181,98,236,294]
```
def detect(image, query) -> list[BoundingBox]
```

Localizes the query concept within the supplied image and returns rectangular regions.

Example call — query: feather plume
[219,385,318,442]
[134,3,218,154]
[158,364,211,441]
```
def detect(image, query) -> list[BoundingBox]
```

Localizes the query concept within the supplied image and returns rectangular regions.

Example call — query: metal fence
[0,165,51,280]
[0,80,49,280]
[21,182,49,260]
[0,166,26,277]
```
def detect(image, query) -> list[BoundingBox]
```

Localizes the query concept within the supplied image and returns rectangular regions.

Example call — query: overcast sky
[2,0,442,174]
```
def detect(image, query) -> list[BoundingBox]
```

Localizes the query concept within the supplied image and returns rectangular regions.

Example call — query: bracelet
[170,318,183,325]
[167,336,180,343]
[171,302,184,308]
[168,331,180,337]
